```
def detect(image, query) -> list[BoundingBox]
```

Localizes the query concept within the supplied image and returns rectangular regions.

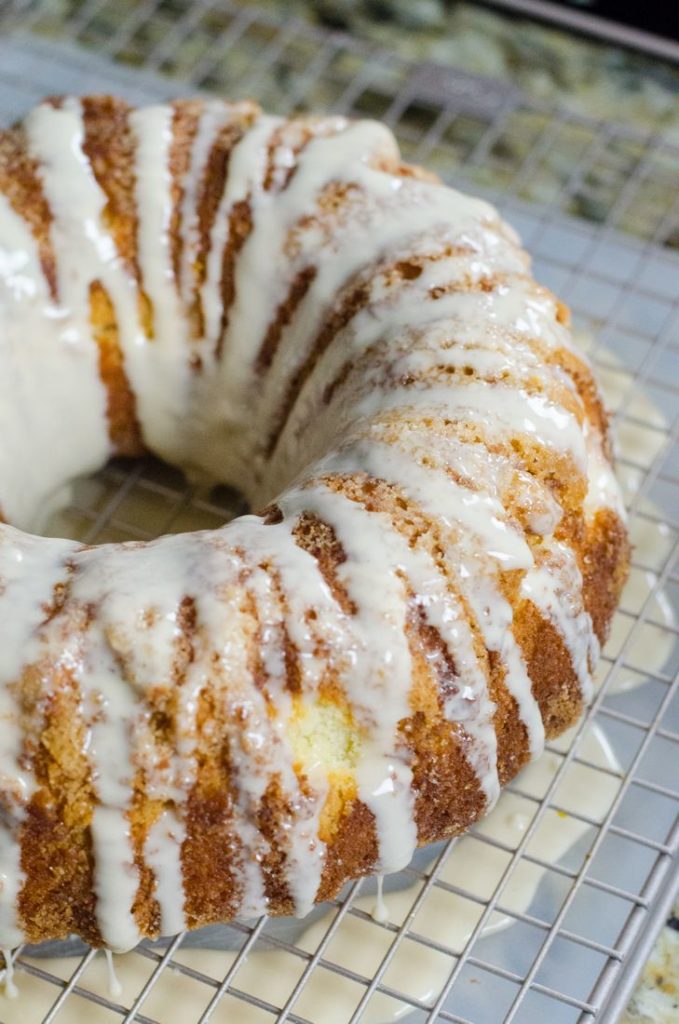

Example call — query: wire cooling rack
[0,2,678,1022]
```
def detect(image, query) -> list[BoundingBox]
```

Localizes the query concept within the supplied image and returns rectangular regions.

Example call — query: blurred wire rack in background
[0,2,677,1022]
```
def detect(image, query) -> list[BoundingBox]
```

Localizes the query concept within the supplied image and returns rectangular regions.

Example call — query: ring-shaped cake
[0,97,629,952]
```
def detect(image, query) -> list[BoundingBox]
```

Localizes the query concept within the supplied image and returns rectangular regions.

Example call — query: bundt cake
[0,97,629,953]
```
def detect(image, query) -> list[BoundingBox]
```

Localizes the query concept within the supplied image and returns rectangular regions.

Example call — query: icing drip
[1,949,17,999]
[0,724,633,1021]
[583,417,625,521]
[201,114,281,348]
[0,188,109,530]
[0,99,626,951]
[371,875,389,925]
[0,530,75,947]
[520,539,599,698]
[104,949,122,999]
[280,481,500,838]
[143,810,186,937]
[317,439,545,761]
[280,486,420,873]
[128,105,191,463]
[177,101,253,303]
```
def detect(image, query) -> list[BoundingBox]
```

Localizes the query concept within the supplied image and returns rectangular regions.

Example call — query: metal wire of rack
[0,2,677,1022]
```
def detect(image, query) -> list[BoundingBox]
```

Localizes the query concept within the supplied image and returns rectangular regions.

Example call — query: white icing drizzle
[520,539,599,698]
[355,382,587,468]
[583,417,626,520]
[1,948,17,999]
[319,439,534,570]
[216,121,401,402]
[0,99,626,952]
[64,536,207,947]
[144,810,186,937]
[128,105,191,463]
[0,530,75,947]
[189,538,271,919]
[270,280,574,494]
[316,439,545,760]
[233,559,328,918]
[280,485,420,873]
[0,724,628,1021]
[0,187,109,530]
[201,114,281,347]
[371,875,389,925]
[104,949,122,998]
[270,320,587,505]
[64,557,143,951]
[281,481,501,832]
[25,99,162,489]
[130,105,182,343]
[188,119,510,488]
[177,101,251,303]
[89,807,140,953]
[194,523,335,917]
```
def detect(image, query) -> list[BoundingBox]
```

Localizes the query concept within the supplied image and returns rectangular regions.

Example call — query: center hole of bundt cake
[42,455,250,545]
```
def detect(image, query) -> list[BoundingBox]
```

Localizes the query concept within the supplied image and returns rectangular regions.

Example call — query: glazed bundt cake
[0,97,628,953]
